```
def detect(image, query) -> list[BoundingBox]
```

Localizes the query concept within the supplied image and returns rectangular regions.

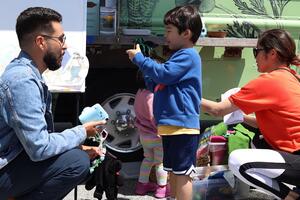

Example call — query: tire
[84,68,143,162]
[101,93,143,162]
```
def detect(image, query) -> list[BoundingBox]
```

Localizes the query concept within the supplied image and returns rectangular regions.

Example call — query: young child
[127,5,202,200]
[134,70,169,198]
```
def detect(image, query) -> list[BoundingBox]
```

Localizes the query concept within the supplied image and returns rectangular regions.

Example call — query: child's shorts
[162,134,200,175]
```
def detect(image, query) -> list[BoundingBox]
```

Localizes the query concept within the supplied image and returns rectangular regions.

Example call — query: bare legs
[170,172,192,200]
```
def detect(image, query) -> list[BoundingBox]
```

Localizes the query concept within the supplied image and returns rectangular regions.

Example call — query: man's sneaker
[154,184,170,198]
[135,182,157,195]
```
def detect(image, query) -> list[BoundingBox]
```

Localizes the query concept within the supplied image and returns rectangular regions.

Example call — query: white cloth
[221,88,243,125]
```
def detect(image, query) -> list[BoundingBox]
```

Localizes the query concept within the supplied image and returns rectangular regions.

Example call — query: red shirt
[229,69,300,152]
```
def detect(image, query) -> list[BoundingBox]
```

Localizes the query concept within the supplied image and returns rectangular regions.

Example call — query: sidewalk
[63,179,158,200]
[63,162,275,200]
[63,178,275,200]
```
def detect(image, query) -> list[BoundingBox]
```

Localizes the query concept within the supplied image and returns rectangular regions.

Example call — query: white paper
[221,88,244,125]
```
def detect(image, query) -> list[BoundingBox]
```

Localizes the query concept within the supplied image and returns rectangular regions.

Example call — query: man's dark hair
[164,5,202,44]
[16,7,62,47]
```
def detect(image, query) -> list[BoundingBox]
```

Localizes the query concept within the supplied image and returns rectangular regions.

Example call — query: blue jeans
[0,148,90,200]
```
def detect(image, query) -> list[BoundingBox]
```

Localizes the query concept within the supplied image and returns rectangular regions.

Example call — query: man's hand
[83,120,107,137]
[126,44,141,61]
[81,145,105,159]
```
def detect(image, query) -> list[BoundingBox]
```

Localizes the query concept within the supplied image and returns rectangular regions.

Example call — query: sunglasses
[41,34,66,46]
[253,47,265,57]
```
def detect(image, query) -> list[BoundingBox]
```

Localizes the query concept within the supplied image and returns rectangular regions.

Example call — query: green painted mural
[126,0,158,27]
[219,0,292,38]
[120,0,298,40]
[120,0,217,28]
[233,0,291,18]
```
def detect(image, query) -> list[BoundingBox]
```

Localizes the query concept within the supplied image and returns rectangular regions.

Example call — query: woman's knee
[228,149,248,171]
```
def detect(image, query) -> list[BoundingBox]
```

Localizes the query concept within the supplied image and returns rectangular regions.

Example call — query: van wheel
[100,93,143,162]
[84,68,143,162]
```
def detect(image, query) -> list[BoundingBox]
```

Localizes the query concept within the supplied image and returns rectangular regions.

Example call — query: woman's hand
[81,145,105,159]
[83,120,107,137]
[243,114,258,128]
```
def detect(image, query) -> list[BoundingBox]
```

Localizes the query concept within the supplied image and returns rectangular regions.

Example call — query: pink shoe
[154,184,170,198]
[135,182,157,195]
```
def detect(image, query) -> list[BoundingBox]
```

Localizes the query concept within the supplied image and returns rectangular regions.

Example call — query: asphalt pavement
[63,161,276,200]
[63,178,275,200]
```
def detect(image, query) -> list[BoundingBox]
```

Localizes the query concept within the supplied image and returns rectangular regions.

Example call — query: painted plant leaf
[128,0,142,27]
[141,0,157,27]
[269,0,291,18]
[199,0,216,13]
[233,0,268,16]
[175,0,201,6]
[270,0,280,17]
[249,0,267,14]
[226,21,261,38]
[127,0,157,28]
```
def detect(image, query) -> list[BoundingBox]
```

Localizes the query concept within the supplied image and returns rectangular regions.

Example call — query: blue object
[79,103,109,124]
[86,35,97,45]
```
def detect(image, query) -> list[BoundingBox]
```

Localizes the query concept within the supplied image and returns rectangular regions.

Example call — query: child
[134,70,169,198]
[127,5,202,200]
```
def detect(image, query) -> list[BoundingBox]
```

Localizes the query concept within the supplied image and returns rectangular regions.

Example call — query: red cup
[209,142,227,165]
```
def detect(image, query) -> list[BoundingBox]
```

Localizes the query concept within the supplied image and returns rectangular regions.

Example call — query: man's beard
[43,51,61,71]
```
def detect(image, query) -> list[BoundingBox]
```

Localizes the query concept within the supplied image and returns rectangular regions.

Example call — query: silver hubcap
[101,93,141,153]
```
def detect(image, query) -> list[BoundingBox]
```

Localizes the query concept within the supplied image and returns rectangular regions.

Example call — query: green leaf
[249,0,267,14]
[233,0,268,16]
[225,21,261,38]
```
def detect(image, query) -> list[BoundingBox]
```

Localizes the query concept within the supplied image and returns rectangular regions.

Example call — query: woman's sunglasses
[253,47,265,57]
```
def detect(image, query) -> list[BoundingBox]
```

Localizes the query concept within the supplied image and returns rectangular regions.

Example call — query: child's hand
[126,44,141,61]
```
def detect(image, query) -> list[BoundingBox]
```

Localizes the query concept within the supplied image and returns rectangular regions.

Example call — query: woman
[202,29,300,200]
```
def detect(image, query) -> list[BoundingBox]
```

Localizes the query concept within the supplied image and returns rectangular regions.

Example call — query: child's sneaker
[135,182,157,195]
[154,184,170,198]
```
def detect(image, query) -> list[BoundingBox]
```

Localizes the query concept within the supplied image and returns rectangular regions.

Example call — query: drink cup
[209,142,227,165]
[79,103,109,124]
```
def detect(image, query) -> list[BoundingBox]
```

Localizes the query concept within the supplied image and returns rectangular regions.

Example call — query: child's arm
[132,49,197,85]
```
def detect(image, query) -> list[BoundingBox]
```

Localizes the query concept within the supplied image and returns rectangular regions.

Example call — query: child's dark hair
[136,70,146,89]
[164,5,202,44]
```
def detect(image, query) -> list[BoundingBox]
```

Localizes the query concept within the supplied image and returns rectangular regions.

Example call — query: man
[0,7,105,199]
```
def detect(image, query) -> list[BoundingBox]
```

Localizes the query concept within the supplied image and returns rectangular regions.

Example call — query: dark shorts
[162,134,200,175]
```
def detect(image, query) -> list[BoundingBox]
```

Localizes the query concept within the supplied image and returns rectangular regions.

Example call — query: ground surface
[63,178,275,200]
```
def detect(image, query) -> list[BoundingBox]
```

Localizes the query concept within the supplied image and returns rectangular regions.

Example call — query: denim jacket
[0,51,86,170]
